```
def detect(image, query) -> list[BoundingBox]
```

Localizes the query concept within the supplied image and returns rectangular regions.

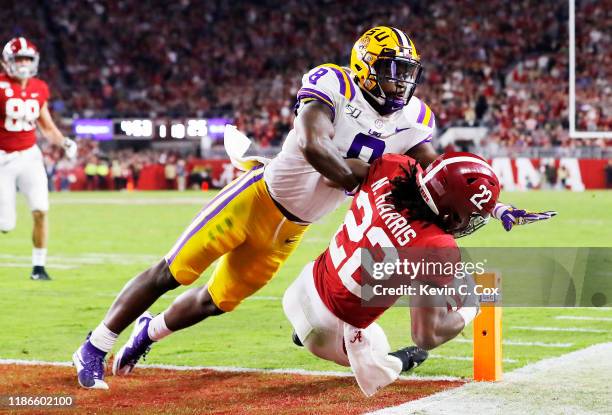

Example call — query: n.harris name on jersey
[369,176,417,246]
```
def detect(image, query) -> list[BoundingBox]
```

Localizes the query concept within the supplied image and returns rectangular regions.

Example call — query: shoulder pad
[405,96,436,129]
[296,64,358,120]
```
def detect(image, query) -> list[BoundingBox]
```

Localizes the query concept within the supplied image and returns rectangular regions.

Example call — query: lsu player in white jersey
[73,26,555,390]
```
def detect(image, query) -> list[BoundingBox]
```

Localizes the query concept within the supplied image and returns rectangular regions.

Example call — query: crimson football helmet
[417,152,500,238]
[2,37,39,80]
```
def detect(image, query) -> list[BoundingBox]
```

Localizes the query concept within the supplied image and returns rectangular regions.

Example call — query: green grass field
[1,190,611,379]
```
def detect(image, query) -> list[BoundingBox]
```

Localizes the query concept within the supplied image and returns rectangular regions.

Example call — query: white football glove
[63,137,77,160]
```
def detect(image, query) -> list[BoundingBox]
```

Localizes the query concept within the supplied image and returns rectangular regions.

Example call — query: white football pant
[0,145,49,232]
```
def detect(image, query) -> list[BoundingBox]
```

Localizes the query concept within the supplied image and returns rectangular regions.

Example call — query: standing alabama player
[0,37,77,280]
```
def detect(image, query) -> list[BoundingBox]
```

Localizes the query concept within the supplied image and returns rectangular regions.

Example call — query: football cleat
[291,330,303,347]
[112,312,154,376]
[389,346,429,372]
[72,335,109,390]
[30,266,51,280]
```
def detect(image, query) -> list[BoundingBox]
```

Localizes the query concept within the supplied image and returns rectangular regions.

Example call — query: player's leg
[30,210,49,279]
[0,160,17,233]
[108,167,267,377]
[283,262,426,396]
[15,146,50,280]
[75,167,264,388]
[112,177,308,376]
[283,262,351,367]
[73,259,180,389]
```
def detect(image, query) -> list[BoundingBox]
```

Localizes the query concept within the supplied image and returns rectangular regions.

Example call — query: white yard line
[0,262,78,270]
[0,253,161,268]
[0,358,461,382]
[50,197,211,205]
[429,354,517,363]
[451,338,573,348]
[555,316,612,322]
[369,342,612,415]
[511,326,607,333]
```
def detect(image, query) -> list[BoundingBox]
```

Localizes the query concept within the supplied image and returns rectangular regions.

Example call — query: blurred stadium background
[1,0,610,192]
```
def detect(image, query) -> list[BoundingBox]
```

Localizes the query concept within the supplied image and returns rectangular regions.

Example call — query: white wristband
[457,306,479,327]
[492,202,508,220]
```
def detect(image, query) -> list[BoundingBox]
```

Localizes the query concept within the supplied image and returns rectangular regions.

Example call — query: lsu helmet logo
[350,26,422,115]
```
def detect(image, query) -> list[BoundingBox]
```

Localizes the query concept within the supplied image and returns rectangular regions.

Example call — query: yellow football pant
[165,166,308,311]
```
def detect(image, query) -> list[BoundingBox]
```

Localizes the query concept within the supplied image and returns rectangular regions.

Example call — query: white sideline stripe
[555,316,612,322]
[0,253,160,267]
[248,296,281,301]
[511,326,607,333]
[50,197,212,205]
[0,359,462,382]
[0,262,77,270]
[369,342,612,415]
[430,354,518,364]
[452,338,573,348]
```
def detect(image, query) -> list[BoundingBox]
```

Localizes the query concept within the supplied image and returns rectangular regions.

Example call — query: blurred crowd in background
[1,0,610,190]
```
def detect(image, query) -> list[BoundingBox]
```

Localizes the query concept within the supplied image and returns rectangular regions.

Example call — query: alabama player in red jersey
[0,37,77,280]
[283,152,500,396]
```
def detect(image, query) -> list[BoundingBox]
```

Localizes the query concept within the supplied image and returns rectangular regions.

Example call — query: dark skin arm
[406,141,439,168]
[409,279,466,350]
[296,102,367,190]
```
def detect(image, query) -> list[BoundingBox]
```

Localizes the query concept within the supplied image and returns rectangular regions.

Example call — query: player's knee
[31,210,47,223]
[144,259,180,292]
[196,286,224,316]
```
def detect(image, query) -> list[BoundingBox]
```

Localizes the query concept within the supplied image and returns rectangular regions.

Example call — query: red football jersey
[0,73,49,152]
[313,154,458,328]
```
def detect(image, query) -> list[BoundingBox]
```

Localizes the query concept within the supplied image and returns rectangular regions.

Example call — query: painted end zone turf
[0,364,463,415]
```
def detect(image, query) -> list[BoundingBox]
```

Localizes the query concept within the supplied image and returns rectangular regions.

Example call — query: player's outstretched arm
[37,102,77,159]
[296,102,363,192]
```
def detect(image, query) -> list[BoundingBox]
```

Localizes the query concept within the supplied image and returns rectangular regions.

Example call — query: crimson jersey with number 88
[313,154,458,328]
[0,73,49,152]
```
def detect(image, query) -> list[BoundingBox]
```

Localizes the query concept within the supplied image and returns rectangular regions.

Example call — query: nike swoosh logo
[395,127,411,133]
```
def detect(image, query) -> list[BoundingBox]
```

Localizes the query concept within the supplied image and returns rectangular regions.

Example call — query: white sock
[89,322,118,353]
[147,313,173,341]
[32,248,47,267]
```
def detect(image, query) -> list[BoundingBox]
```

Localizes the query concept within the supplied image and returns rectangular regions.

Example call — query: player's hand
[345,158,370,183]
[63,137,77,160]
[322,158,370,194]
[492,203,557,232]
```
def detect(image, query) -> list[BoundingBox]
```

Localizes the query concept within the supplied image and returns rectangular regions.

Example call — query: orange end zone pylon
[473,272,502,381]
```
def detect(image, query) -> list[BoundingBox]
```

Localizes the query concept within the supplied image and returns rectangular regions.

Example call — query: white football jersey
[264,63,435,223]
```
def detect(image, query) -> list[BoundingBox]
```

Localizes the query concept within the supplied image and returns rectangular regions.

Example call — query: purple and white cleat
[72,335,109,390]
[112,312,154,376]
